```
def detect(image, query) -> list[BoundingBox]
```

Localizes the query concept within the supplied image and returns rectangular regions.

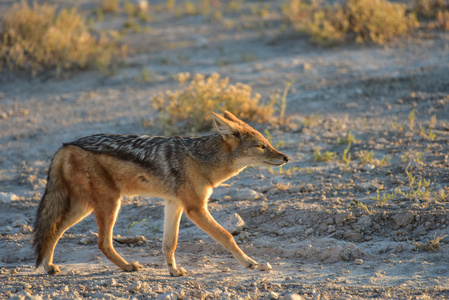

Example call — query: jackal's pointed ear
[223,111,246,125]
[212,112,241,139]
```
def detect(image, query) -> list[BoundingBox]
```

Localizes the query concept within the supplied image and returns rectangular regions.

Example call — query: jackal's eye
[257,145,266,150]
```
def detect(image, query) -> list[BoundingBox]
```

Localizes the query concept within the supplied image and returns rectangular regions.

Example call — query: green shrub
[283,0,418,45]
[151,73,276,134]
[0,1,123,76]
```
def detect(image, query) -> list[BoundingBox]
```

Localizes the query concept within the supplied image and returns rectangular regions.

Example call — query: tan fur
[33,111,288,276]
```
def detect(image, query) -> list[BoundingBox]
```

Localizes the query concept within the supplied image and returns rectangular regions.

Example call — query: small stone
[12,219,28,227]
[281,293,305,300]
[20,225,33,234]
[305,228,314,235]
[128,281,142,292]
[355,259,364,265]
[105,278,116,286]
[222,213,245,235]
[392,212,415,228]
[157,291,179,300]
[300,184,314,192]
[268,291,279,299]
[258,262,272,271]
[357,215,372,228]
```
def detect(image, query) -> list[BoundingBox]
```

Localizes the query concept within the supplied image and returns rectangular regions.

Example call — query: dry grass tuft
[414,233,446,252]
[151,73,276,134]
[283,0,419,45]
[0,1,124,76]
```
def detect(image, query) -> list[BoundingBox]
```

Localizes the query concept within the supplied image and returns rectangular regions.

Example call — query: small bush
[283,0,418,45]
[413,0,448,18]
[151,73,276,134]
[100,0,120,13]
[0,1,123,76]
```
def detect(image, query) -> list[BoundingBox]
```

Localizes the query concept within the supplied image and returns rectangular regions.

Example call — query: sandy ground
[1,1,449,299]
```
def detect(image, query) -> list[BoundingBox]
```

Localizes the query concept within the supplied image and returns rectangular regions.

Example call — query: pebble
[12,219,28,227]
[222,213,245,235]
[128,281,142,292]
[20,225,33,234]
[105,278,116,286]
[392,212,415,228]
[0,192,20,203]
[259,262,272,271]
[355,259,364,265]
[304,228,314,235]
[156,291,179,300]
[281,293,305,300]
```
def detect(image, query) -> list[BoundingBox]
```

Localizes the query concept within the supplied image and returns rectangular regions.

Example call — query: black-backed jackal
[33,111,288,276]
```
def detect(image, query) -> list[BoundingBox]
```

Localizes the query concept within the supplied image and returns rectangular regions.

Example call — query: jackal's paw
[123,261,142,272]
[169,267,188,277]
[44,264,60,275]
[244,259,259,270]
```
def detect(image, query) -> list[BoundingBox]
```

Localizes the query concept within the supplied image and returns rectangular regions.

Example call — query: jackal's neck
[186,134,243,187]
[186,134,232,164]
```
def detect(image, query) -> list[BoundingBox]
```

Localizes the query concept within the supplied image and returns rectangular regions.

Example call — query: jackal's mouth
[263,161,286,167]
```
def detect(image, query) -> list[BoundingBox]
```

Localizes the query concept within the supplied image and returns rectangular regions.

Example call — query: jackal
[33,111,288,276]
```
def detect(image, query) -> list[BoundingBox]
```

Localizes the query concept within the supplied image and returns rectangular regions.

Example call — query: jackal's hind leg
[163,201,187,277]
[95,197,141,272]
[42,200,93,274]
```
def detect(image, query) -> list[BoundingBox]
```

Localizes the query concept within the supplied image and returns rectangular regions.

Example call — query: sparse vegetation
[0,1,123,76]
[151,73,276,134]
[283,0,418,45]
[314,146,337,162]
[369,188,402,205]
[352,200,373,214]
[359,150,374,166]
[336,131,356,145]
[414,233,446,252]
[341,143,352,171]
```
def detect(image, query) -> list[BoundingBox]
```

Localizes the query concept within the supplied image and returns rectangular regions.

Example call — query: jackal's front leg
[163,201,187,277]
[186,206,258,270]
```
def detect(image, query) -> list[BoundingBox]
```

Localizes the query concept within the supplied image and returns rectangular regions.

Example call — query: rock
[335,212,352,225]
[346,231,364,242]
[392,212,415,228]
[304,228,314,235]
[354,259,364,265]
[267,291,279,299]
[222,213,245,235]
[258,262,272,271]
[20,225,33,234]
[319,245,343,262]
[281,293,305,300]
[232,188,263,201]
[8,290,43,300]
[128,281,142,292]
[356,215,372,228]
[0,192,20,203]
[12,219,28,228]
[300,184,314,192]
[104,278,116,287]
[157,291,179,300]
[340,243,365,261]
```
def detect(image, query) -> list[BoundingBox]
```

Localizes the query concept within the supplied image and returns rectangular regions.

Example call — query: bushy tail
[33,152,70,267]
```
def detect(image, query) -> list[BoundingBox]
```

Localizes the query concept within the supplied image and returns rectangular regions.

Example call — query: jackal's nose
[283,156,289,163]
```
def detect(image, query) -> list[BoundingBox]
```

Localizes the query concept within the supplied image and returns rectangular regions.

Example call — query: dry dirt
[1,1,449,299]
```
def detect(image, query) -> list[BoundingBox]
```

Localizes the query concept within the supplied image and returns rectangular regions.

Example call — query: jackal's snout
[265,148,289,167]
